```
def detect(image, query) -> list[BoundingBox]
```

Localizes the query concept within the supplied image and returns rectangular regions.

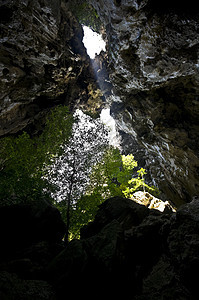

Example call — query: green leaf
[0,105,73,205]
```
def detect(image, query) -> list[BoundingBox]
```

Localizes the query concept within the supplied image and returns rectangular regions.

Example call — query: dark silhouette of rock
[47,197,199,299]
[0,200,65,259]
[0,271,55,300]
[0,197,198,299]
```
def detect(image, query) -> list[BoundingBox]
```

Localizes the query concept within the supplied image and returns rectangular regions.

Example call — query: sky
[82,26,120,147]
[100,107,121,149]
[83,25,106,59]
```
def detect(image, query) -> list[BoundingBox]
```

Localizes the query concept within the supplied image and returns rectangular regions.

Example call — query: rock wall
[89,0,199,206]
[1,3,199,297]
[1,0,199,205]
[0,199,65,299]
[0,0,97,136]
[1,196,198,299]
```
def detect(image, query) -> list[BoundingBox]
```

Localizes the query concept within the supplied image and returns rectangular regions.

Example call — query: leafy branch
[0,106,73,205]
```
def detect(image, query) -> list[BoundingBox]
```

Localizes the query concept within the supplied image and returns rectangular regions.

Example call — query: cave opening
[81,25,119,150]
[82,25,106,59]
[1,1,199,298]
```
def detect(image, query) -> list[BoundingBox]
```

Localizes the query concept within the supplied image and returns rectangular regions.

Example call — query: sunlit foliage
[68,147,157,239]
[0,106,73,204]
[47,110,109,242]
[87,148,156,200]
[0,105,157,243]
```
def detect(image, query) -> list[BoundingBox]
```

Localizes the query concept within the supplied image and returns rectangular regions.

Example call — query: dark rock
[46,196,199,299]
[167,199,199,298]
[0,200,65,259]
[147,0,199,14]
[0,201,65,297]
[47,239,87,281]
[137,256,191,300]
[0,271,55,300]
[0,196,198,299]
[47,239,88,298]
[83,219,123,270]
[0,241,64,279]
[81,196,149,238]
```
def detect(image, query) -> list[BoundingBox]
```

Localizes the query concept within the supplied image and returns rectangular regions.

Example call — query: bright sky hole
[100,108,121,149]
[83,25,106,59]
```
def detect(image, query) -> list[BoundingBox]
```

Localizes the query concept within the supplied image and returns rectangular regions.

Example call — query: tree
[85,147,157,205]
[0,105,73,204]
[86,146,123,200]
[66,147,157,239]
[47,110,109,242]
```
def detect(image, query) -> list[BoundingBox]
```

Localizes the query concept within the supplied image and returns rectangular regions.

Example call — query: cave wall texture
[0,0,97,136]
[89,0,199,206]
[0,1,199,299]
[0,0,199,206]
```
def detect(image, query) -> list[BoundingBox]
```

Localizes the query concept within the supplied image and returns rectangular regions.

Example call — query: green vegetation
[68,147,157,238]
[68,0,102,32]
[87,148,156,201]
[47,110,109,242]
[0,106,73,205]
[0,107,157,242]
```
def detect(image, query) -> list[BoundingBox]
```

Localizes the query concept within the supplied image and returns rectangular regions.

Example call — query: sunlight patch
[83,25,106,59]
[100,107,121,149]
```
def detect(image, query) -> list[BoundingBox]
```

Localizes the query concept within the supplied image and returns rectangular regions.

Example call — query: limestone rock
[132,191,176,212]
[0,0,92,136]
[89,0,199,205]
[1,0,199,206]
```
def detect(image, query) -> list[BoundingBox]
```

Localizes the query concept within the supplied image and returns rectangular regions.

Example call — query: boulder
[1,196,196,299]
[0,200,65,259]
[81,196,149,238]
[167,198,199,297]
[0,200,65,296]
[132,191,176,213]
[46,196,199,299]
[0,271,55,300]
[47,239,88,298]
